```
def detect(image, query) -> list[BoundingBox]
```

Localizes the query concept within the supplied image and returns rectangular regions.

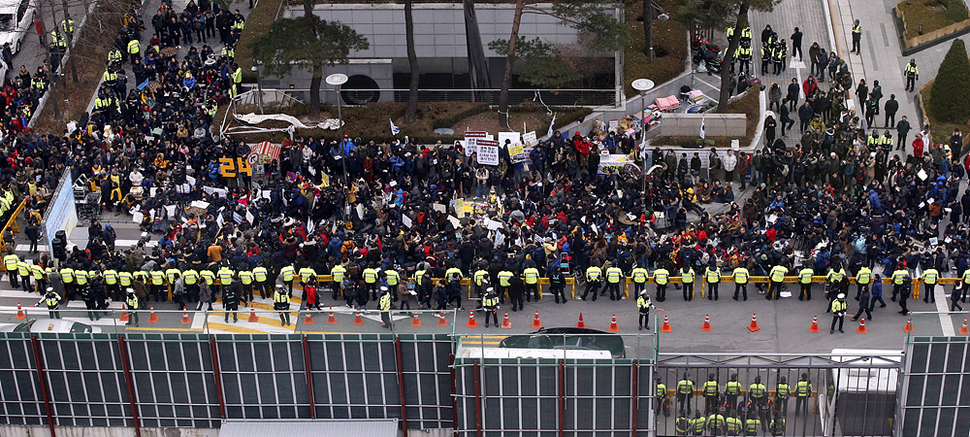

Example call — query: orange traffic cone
[608,314,619,332]
[809,315,820,333]
[960,317,969,335]
[438,311,448,327]
[181,310,191,325]
[501,311,512,329]
[147,306,159,323]
[857,317,867,334]
[466,310,478,328]
[531,311,542,329]
[661,315,672,333]
[702,314,713,332]
[304,311,315,325]
[119,304,129,322]
[411,312,422,327]
[353,311,364,326]
[576,312,587,329]
[14,302,25,320]
[904,317,914,333]
[326,308,337,325]
[747,313,760,332]
[248,306,259,323]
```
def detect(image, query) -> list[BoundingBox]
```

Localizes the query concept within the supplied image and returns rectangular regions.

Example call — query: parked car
[498,327,625,358]
[0,318,102,333]
[0,0,36,54]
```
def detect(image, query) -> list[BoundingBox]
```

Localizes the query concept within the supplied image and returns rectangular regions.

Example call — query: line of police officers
[660,372,815,436]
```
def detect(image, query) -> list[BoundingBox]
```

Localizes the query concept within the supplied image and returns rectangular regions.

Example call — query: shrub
[929,39,970,123]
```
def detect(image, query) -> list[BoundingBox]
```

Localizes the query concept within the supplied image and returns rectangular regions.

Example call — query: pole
[640,90,648,219]
[643,0,654,61]
[117,337,142,437]
[335,85,350,217]
[31,336,57,437]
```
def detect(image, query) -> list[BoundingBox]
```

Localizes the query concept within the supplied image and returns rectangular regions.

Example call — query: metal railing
[254,87,618,107]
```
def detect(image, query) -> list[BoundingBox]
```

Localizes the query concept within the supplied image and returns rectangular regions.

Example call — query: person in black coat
[851,287,872,321]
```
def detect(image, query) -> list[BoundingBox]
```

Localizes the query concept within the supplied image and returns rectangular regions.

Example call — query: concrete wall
[258,61,393,104]
[658,113,746,137]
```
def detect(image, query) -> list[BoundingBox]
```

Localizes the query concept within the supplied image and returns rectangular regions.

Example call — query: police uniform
[830,293,847,334]
[681,267,694,301]
[523,266,540,301]
[653,267,669,301]
[794,374,813,416]
[385,268,401,301]
[605,265,623,301]
[855,266,871,299]
[891,268,908,302]
[18,260,30,293]
[733,266,749,300]
[637,292,653,330]
[362,266,380,300]
[922,268,939,303]
[3,253,19,287]
[238,269,254,302]
[549,265,566,303]
[37,288,61,319]
[582,265,602,301]
[775,378,791,415]
[768,265,787,300]
[702,375,720,415]
[631,265,648,296]
[125,289,139,326]
[331,264,347,300]
[497,269,513,303]
[252,265,269,299]
[724,375,742,415]
[705,265,721,300]
[223,279,240,323]
[676,374,695,415]
[279,265,295,295]
[149,269,166,302]
[482,290,499,327]
[379,288,392,329]
[274,286,291,326]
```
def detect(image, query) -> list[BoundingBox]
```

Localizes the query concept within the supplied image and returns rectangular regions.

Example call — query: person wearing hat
[548,263,567,304]
[904,58,919,92]
[125,288,140,326]
[379,286,392,329]
[482,288,500,327]
[35,287,62,319]
[274,285,291,326]
[707,405,726,435]
[223,276,241,323]
[830,293,847,334]
[637,290,656,330]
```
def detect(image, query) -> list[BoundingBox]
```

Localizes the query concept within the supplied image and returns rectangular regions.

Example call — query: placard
[477,139,499,165]
[464,131,487,157]
[402,215,413,228]
[498,132,521,148]
[508,144,527,164]
[455,198,465,218]
[523,131,538,146]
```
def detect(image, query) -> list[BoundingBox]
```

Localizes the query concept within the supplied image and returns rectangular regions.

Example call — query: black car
[498,327,625,358]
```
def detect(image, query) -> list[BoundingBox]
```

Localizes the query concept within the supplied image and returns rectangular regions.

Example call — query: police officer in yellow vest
[676,373,695,415]
[3,253,18,288]
[331,263,347,300]
[890,267,909,302]
[35,287,62,318]
[363,264,380,300]
[749,376,767,407]
[775,376,791,416]
[523,266,540,301]
[125,288,139,326]
[183,268,199,304]
[794,373,813,417]
[473,267,489,305]
[217,265,234,299]
[830,293,847,334]
[631,265,648,296]
[733,265,749,301]
[702,373,720,415]
[637,290,655,330]
[384,267,400,302]
[681,266,695,301]
[127,38,140,63]
[59,265,73,298]
[654,267,669,302]
[274,285,291,326]
[768,264,787,300]
[725,412,743,436]
[854,266,872,300]
[482,288,499,327]
[705,262,721,301]
[582,264,602,301]
[149,268,166,302]
[279,265,295,295]
[31,262,48,294]
[725,374,742,415]
[690,412,706,435]
[103,268,120,301]
[231,64,243,96]
[379,286,392,329]
[605,264,623,301]
[922,267,939,303]
[252,264,269,299]
[238,269,254,302]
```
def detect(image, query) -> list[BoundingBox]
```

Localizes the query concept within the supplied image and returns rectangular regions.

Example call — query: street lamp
[251,63,263,114]
[631,78,655,219]
[326,73,350,216]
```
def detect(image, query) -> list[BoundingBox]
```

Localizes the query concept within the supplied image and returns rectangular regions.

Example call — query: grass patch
[32,0,128,134]
[651,88,761,148]
[237,0,285,82]
[920,79,970,151]
[623,0,689,98]
[898,0,970,40]
[226,101,592,144]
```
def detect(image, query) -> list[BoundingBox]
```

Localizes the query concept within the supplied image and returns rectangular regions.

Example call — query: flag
[546,113,557,138]
[700,117,706,139]
[390,119,400,135]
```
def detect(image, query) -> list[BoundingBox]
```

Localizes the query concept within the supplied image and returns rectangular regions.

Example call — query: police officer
[891,267,909,302]
[363,264,379,300]
[733,265,749,301]
[772,376,791,416]
[899,276,912,315]
[279,264,295,296]
[81,277,100,321]
[3,252,18,287]
[922,266,939,303]
[274,285,291,326]
[379,286,392,329]
[681,266,695,301]
[127,37,141,64]
[826,265,846,312]
[549,264,566,303]
[31,261,48,294]
[798,264,813,301]
[904,58,919,92]
[830,293,847,333]
[385,266,401,302]
[852,285,873,322]
[702,373,720,415]
[676,373,695,415]
[482,288,499,328]
[707,407,726,435]
[725,412,743,436]
[855,265,872,300]
[769,411,786,436]
[445,264,464,309]
[851,19,861,54]
[675,414,689,435]
[252,263,269,299]
[36,287,62,318]
[724,374,741,415]
[768,264,787,300]
[736,42,752,75]
[223,276,240,323]
[238,268,254,303]
[794,373,813,416]
[605,264,623,301]
[631,264,648,297]
[150,268,167,302]
[582,263,602,301]
[298,263,317,296]
[705,262,721,300]
[125,288,139,326]
[473,266,489,305]
[522,265,540,302]
[748,376,766,407]
[744,409,760,436]
[657,377,670,417]
[497,268,513,303]
[59,264,73,298]
[654,266,669,301]
[690,411,706,436]
[637,290,655,330]
[331,262,347,300]
[183,268,199,304]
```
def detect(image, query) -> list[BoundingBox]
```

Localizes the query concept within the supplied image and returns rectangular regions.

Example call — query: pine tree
[930,39,970,123]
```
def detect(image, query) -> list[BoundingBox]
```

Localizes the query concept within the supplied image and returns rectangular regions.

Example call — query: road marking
[934,287,955,336]
[866,31,879,71]
[125,326,204,332]
[880,22,890,47]
[206,321,284,335]
[823,0,841,57]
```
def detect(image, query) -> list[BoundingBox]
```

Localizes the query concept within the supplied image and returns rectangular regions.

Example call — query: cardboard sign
[498,132,521,148]
[508,144,527,164]
[455,198,465,218]
[477,139,499,165]
[464,131,487,157]
[523,131,538,146]
[219,157,253,177]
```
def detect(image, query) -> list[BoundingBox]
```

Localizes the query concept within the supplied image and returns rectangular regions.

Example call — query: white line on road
[934,286,955,336]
